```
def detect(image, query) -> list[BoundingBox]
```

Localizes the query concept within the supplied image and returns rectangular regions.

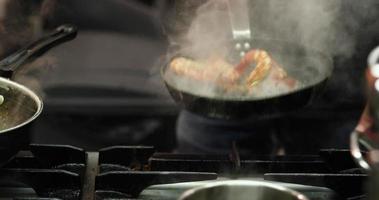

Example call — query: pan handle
[226,0,252,58]
[0,24,78,78]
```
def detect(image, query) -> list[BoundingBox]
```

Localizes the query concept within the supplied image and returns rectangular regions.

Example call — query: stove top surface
[0,145,367,200]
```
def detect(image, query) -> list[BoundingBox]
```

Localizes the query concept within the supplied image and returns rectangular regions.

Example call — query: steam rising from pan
[164,0,379,101]
[165,1,336,99]
[171,0,374,58]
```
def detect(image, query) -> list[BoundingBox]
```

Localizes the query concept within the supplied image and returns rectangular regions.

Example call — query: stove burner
[0,145,368,200]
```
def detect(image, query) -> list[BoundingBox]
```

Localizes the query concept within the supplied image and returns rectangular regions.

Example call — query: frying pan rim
[0,77,43,134]
[161,39,333,102]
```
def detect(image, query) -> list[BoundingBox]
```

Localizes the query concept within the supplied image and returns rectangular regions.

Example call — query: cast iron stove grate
[0,144,85,200]
[0,145,368,200]
[148,149,367,200]
[95,146,217,199]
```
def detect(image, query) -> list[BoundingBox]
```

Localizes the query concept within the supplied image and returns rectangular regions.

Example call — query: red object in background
[358,49,379,144]
[351,47,379,170]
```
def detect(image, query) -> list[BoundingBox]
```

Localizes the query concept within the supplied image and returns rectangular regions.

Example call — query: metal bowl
[179,180,309,200]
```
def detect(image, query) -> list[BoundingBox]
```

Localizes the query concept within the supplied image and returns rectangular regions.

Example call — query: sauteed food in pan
[167,49,301,99]
[162,39,333,119]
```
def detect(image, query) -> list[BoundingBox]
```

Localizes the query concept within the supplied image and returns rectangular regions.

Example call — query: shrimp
[169,57,239,84]
[234,49,298,89]
[169,57,217,81]
[168,50,299,96]
[209,56,240,84]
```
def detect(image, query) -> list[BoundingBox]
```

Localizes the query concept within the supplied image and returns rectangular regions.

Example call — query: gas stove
[0,145,367,200]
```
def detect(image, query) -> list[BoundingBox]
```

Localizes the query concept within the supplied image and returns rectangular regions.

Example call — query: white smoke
[164,0,378,99]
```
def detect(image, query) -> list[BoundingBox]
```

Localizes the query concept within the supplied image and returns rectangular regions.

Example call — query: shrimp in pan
[234,49,298,89]
[169,56,238,84]
[167,49,299,94]
[169,57,217,81]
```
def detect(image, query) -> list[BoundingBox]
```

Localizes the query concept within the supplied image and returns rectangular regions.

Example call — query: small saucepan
[0,24,77,166]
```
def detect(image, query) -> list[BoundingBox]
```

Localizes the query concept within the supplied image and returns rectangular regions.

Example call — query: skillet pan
[162,39,333,119]
[0,24,77,166]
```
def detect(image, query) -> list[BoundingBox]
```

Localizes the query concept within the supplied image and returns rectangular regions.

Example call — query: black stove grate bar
[0,144,85,200]
[3,145,85,170]
[319,149,363,172]
[95,171,217,197]
[0,169,81,189]
[98,146,155,169]
[150,158,329,174]
[0,145,367,200]
[2,157,86,176]
[152,153,323,161]
[29,144,86,167]
[0,169,82,200]
[95,190,136,199]
[14,198,63,200]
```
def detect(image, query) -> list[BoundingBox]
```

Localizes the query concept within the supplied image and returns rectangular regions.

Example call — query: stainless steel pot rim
[0,77,43,134]
[179,180,309,200]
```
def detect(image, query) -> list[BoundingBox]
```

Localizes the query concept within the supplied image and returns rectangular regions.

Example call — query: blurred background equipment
[18,0,178,151]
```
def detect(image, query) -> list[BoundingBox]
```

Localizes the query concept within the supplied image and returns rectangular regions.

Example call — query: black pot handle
[0,24,78,78]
